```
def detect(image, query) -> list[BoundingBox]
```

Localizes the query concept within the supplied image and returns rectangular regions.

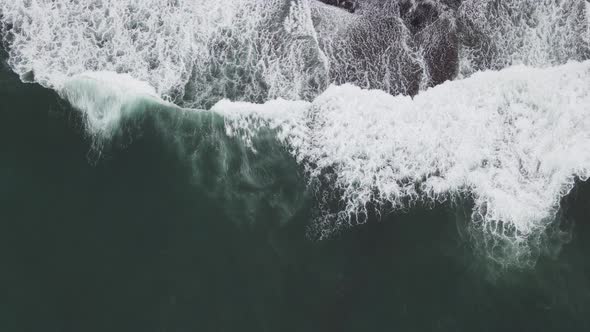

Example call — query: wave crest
[221,61,590,265]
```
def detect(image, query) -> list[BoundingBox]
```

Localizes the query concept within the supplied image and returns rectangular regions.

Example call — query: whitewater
[1,0,590,267]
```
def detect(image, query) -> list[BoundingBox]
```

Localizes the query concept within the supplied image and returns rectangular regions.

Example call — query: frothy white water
[458,0,590,75]
[311,1,427,95]
[61,71,171,137]
[221,60,590,264]
[1,0,327,106]
[4,0,587,107]
[32,51,590,267]
[1,0,206,95]
[2,0,589,265]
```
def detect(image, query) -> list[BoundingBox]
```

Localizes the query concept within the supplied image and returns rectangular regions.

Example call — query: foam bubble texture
[458,0,590,75]
[60,71,170,144]
[0,0,328,106]
[221,60,590,265]
[311,1,427,96]
[2,0,589,265]
[1,0,207,96]
[2,1,588,105]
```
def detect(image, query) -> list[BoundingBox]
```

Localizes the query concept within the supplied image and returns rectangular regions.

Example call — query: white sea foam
[52,59,590,266]
[61,71,169,137]
[0,0,326,106]
[2,0,589,265]
[2,0,588,104]
[458,0,590,75]
[221,60,590,264]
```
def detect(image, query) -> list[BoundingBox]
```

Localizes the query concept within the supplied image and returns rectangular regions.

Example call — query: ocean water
[1,0,590,331]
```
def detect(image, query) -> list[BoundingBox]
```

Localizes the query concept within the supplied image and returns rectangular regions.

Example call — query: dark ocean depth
[1,46,590,332]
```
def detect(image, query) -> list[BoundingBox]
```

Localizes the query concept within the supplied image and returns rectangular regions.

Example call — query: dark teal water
[1,49,590,332]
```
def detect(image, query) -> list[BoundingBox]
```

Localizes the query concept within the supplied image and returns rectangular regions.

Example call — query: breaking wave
[56,60,590,266]
[4,0,587,104]
[2,0,590,266]
[221,60,590,266]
